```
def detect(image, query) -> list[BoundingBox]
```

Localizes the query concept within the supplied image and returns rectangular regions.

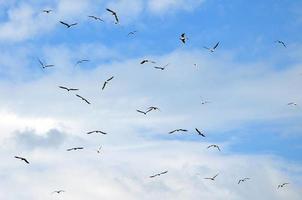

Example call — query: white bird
[204,42,220,52]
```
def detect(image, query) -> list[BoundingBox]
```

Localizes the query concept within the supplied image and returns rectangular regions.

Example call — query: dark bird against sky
[169,129,188,134]
[59,86,79,92]
[149,170,168,178]
[102,76,114,90]
[60,21,78,28]
[14,156,29,164]
[207,144,221,151]
[66,147,84,151]
[75,94,91,104]
[106,8,119,24]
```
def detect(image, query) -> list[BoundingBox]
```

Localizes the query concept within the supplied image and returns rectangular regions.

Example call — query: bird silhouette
[88,15,104,22]
[149,171,168,178]
[238,177,250,184]
[75,94,91,104]
[14,156,29,164]
[278,183,289,189]
[136,109,148,115]
[195,128,206,137]
[140,59,156,64]
[180,33,188,44]
[275,40,287,48]
[154,63,169,70]
[75,59,90,65]
[169,129,188,134]
[128,31,138,36]
[106,8,119,24]
[66,147,84,151]
[60,21,77,28]
[59,86,79,92]
[204,42,220,52]
[204,173,219,181]
[86,130,107,135]
[207,144,221,151]
[102,76,114,90]
[43,9,52,14]
[52,190,65,194]
[38,58,54,69]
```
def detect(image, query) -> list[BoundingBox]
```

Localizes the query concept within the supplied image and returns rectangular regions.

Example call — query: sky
[0,0,302,199]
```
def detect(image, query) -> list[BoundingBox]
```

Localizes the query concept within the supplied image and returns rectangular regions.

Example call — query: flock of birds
[12,6,294,197]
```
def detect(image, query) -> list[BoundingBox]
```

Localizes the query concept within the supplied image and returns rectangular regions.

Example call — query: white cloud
[147,0,205,14]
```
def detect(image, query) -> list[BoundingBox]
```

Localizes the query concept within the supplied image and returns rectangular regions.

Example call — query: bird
[201,100,211,105]
[75,94,91,104]
[180,33,187,44]
[86,130,107,135]
[204,173,219,181]
[140,59,156,64]
[275,40,287,48]
[287,102,298,106]
[102,76,114,90]
[75,59,90,65]
[88,15,104,22]
[38,59,54,69]
[238,177,250,184]
[52,190,65,194]
[136,109,148,115]
[66,147,84,151]
[60,21,78,28]
[169,129,188,134]
[43,9,52,14]
[106,8,119,24]
[204,42,220,52]
[195,128,206,137]
[127,31,138,36]
[278,183,289,189]
[58,86,79,92]
[14,156,29,164]
[149,171,168,178]
[96,146,102,154]
[207,144,221,151]
[154,63,169,70]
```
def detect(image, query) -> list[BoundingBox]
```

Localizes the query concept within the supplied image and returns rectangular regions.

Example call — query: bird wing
[70,23,77,27]
[195,128,201,134]
[213,42,220,49]
[97,131,107,135]
[107,76,114,82]
[102,81,107,90]
[86,131,94,134]
[68,88,79,91]
[38,59,44,67]
[136,110,146,115]
[59,86,68,90]
[216,146,221,151]
[207,145,214,149]
[180,129,188,132]
[169,130,177,134]
[106,8,115,14]
[113,14,119,23]
[44,64,54,68]
[60,21,69,27]
[203,46,210,50]
[213,173,219,179]
[140,60,147,64]
[160,171,168,175]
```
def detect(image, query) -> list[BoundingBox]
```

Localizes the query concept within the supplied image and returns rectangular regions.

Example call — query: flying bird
[154,63,169,70]
[278,183,289,189]
[38,59,54,69]
[96,146,102,154]
[207,144,221,151]
[86,130,107,135]
[75,59,90,65]
[58,86,79,92]
[52,190,65,194]
[66,147,84,151]
[169,129,188,134]
[43,9,52,14]
[201,100,211,105]
[204,173,219,181]
[127,30,138,36]
[88,15,104,22]
[287,102,298,106]
[238,177,250,184]
[106,8,119,24]
[204,42,220,52]
[149,171,168,178]
[140,59,156,64]
[102,76,114,90]
[60,21,78,28]
[14,156,29,164]
[275,40,287,48]
[195,128,206,137]
[180,33,188,44]
[75,94,91,104]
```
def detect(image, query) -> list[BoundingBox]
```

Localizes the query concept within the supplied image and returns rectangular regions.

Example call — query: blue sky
[0,0,301,199]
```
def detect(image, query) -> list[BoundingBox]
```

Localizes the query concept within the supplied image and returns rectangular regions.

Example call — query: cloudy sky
[0,0,302,199]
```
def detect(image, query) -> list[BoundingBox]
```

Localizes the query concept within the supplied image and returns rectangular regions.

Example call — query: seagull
[102,76,114,90]
[204,173,219,181]
[86,130,107,135]
[38,59,54,69]
[96,146,102,154]
[14,156,29,164]
[106,8,119,24]
[140,59,156,64]
[149,171,168,178]
[75,94,91,104]
[75,59,90,65]
[58,86,79,92]
[136,109,148,115]
[238,177,250,184]
[88,15,104,22]
[66,147,84,151]
[207,144,221,151]
[180,33,188,44]
[275,40,287,48]
[287,102,298,106]
[278,183,289,189]
[169,129,188,134]
[52,190,65,194]
[128,31,138,36]
[43,9,52,14]
[154,63,169,70]
[60,21,78,28]
[195,128,206,137]
[204,42,220,52]
[201,100,211,105]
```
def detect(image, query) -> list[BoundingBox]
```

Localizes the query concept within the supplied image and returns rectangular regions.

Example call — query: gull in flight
[204,173,219,181]
[102,76,114,90]
[238,177,250,184]
[60,21,78,28]
[75,94,91,104]
[207,144,221,151]
[169,129,188,134]
[278,183,289,189]
[88,15,104,22]
[43,9,52,14]
[66,147,84,151]
[86,130,107,135]
[204,42,220,52]
[58,86,79,92]
[149,171,168,178]
[195,128,206,137]
[14,156,29,164]
[180,33,188,44]
[106,8,119,24]
[38,58,54,69]
[275,40,287,48]
[154,63,169,70]
[140,59,156,64]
